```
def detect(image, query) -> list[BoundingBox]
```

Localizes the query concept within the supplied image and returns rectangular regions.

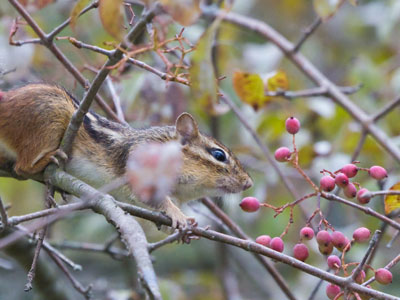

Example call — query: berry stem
[291,134,319,191]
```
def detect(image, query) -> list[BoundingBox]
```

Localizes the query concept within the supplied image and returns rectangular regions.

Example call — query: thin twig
[322,192,400,231]
[24,186,55,292]
[47,249,92,299]
[265,85,361,99]
[372,94,400,122]
[47,1,99,40]
[0,197,8,232]
[349,230,381,283]
[148,231,182,252]
[292,16,322,53]
[106,78,125,122]
[351,129,368,162]
[52,240,129,258]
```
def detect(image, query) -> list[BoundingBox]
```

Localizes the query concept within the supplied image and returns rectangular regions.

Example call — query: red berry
[368,166,388,180]
[331,231,346,250]
[293,243,309,262]
[300,227,314,240]
[270,237,284,253]
[327,255,341,270]
[255,235,271,247]
[285,117,300,134]
[320,176,336,192]
[344,183,357,198]
[274,147,291,162]
[326,284,341,299]
[357,188,371,204]
[340,164,358,178]
[353,227,371,243]
[319,243,334,255]
[316,230,332,247]
[239,197,260,212]
[335,173,349,188]
[375,268,393,285]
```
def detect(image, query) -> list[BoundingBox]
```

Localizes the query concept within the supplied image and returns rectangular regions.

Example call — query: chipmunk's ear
[176,112,199,142]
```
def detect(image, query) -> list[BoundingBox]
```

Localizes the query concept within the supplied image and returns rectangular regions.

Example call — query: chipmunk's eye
[209,148,227,162]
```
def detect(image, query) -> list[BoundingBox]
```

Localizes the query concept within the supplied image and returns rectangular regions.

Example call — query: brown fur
[0,84,253,228]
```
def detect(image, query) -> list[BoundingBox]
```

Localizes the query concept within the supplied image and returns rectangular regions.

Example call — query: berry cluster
[239,116,394,299]
[319,163,387,204]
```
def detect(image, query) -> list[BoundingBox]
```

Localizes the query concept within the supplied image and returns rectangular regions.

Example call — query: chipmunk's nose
[243,177,253,190]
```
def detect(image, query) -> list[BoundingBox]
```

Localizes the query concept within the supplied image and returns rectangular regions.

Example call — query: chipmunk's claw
[50,149,68,167]
[178,218,199,244]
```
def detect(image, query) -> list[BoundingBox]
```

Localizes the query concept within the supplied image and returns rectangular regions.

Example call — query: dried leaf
[70,0,91,30]
[313,0,343,21]
[99,0,125,41]
[266,70,289,91]
[233,71,270,110]
[161,0,201,26]
[348,0,358,6]
[384,182,400,214]
[190,17,223,115]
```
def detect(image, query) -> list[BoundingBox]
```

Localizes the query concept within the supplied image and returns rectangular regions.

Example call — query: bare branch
[292,17,322,53]
[265,85,362,99]
[0,197,8,232]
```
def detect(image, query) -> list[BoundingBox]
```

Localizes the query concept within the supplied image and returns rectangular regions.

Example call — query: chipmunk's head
[172,113,253,201]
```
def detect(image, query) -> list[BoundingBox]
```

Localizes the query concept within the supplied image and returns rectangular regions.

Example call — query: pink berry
[340,164,358,178]
[293,243,309,262]
[375,268,393,285]
[319,243,334,255]
[327,255,341,270]
[343,237,351,252]
[316,230,332,247]
[331,231,346,250]
[357,188,371,204]
[285,117,300,134]
[274,147,291,162]
[353,227,371,243]
[255,235,271,247]
[239,197,260,212]
[368,166,388,180]
[343,183,357,198]
[335,173,349,188]
[320,176,336,192]
[353,270,366,284]
[300,227,314,240]
[270,237,284,253]
[326,284,341,299]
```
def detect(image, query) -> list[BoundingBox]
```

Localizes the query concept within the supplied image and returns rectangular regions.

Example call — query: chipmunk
[0,84,253,228]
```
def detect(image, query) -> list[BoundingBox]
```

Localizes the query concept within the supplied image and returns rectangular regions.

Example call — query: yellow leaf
[313,0,343,21]
[266,70,289,92]
[70,0,91,30]
[384,182,400,214]
[99,0,124,41]
[233,71,270,110]
[161,0,201,26]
